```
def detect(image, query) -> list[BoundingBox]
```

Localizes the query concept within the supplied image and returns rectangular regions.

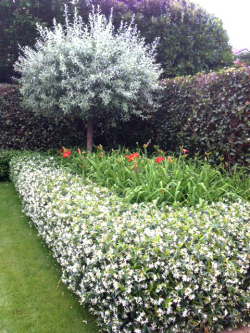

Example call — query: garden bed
[9,153,250,333]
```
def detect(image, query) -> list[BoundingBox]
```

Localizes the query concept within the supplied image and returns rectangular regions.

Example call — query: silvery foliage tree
[14,7,162,151]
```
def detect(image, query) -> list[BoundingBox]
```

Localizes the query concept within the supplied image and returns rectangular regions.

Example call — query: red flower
[58,146,67,154]
[62,150,71,158]
[155,156,165,163]
[125,152,139,162]
[182,149,189,155]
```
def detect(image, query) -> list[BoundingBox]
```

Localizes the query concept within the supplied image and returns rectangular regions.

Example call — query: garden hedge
[153,66,250,167]
[1,65,250,167]
[99,66,250,167]
[10,154,250,332]
[0,84,86,150]
[0,83,151,151]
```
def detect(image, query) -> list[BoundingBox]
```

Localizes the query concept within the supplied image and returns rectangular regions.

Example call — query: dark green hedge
[153,67,250,167]
[0,84,86,150]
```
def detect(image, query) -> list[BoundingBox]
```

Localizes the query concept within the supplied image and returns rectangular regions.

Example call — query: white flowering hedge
[10,154,250,333]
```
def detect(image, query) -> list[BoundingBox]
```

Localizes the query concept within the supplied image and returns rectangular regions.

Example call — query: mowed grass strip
[0,182,98,333]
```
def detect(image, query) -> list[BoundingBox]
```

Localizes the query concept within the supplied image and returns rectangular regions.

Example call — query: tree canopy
[1,0,233,82]
[75,0,234,77]
[14,8,162,150]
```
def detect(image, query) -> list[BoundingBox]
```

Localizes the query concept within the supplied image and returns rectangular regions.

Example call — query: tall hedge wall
[153,66,250,167]
[1,66,250,167]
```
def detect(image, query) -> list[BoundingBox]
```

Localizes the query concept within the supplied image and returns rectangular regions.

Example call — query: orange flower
[77,148,81,154]
[155,156,165,163]
[125,152,139,162]
[62,150,71,158]
[168,156,173,163]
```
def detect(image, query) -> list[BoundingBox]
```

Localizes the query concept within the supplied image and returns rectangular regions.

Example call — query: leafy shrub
[10,154,250,333]
[0,0,67,83]
[0,84,87,150]
[118,0,233,77]
[151,66,250,167]
[0,150,19,180]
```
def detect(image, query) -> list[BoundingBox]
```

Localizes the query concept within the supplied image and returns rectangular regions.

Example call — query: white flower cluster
[14,9,162,122]
[10,154,250,333]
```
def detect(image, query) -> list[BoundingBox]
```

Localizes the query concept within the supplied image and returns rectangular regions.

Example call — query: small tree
[14,8,162,151]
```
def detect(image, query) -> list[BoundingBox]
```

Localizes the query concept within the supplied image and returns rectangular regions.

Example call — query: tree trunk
[86,117,94,152]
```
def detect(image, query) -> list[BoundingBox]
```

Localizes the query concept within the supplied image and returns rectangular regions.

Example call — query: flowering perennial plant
[155,156,165,163]
[10,154,250,333]
[58,147,71,158]
[125,152,139,162]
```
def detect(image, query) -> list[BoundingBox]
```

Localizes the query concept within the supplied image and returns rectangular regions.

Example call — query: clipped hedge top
[10,154,250,333]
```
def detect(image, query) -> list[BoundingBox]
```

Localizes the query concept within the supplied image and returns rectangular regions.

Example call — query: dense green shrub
[0,0,232,82]
[0,0,67,83]
[0,84,87,150]
[0,150,20,180]
[153,66,250,167]
[10,154,250,332]
[118,0,233,77]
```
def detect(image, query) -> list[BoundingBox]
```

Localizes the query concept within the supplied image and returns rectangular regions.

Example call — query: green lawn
[0,182,98,333]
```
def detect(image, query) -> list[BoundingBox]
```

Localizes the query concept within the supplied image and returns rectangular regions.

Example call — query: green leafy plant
[152,66,250,168]
[0,0,233,82]
[0,149,21,180]
[14,8,162,151]
[56,146,250,207]
[0,0,68,83]
[9,153,250,333]
[0,84,87,150]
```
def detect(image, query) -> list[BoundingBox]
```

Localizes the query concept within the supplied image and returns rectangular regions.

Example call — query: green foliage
[55,146,250,207]
[152,66,250,167]
[0,0,67,83]
[0,149,21,180]
[0,84,87,150]
[10,153,250,332]
[119,0,233,77]
[1,0,232,82]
